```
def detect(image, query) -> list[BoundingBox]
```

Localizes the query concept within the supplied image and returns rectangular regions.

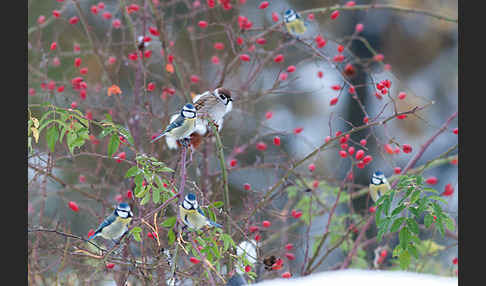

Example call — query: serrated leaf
[212,201,224,208]
[399,249,410,269]
[445,216,455,231]
[99,127,113,138]
[107,133,120,157]
[161,216,177,228]
[46,124,59,152]
[406,218,420,235]
[392,245,402,257]
[140,192,151,205]
[424,213,434,228]
[130,227,142,242]
[410,190,421,204]
[429,195,448,204]
[158,167,174,173]
[408,244,419,259]
[423,188,439,194]
[399,227,410,249]
[390,217,406,233]
[125,166,139,178]
[391,204,407,217]
[153,187,160,203]
[168,229,175,245]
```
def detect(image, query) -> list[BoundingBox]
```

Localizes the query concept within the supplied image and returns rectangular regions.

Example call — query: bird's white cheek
[226,101,233,113]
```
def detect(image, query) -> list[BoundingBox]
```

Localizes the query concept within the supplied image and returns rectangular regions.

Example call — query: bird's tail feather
[151,132,167,143]
[209,220,223,228]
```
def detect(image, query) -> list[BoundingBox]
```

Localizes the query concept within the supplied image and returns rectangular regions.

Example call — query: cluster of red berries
[375,79,392,99]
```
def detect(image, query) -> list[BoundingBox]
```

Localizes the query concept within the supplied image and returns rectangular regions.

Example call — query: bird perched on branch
[284,9,307,35]
[151,103,197,147]
[179,193,222,230]
[369,171,391,202]
[88,202,133,243]
[193,87,233,131]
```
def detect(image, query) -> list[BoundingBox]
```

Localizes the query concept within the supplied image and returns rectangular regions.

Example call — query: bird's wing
[164,114,185,133]
[93,213,117,235]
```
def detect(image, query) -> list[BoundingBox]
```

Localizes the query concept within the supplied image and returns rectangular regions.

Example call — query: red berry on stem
[190,257,200,264]
[285,243,293,250]
[363,155,373,164]
[38,15,46,24]
[398,92,407,100]
[402,144,412,153]
[330,10,339,20]
[229,159,237,167]
[426,177,438,185]
[69,201,79,212]
[106,263,115,269]
[330,97,339,106]
[244,183,251,191]
[272,12,279,22]
[442,184,454,196]
[394,167,402,174]
[369,206,376,213]
[355,149,365,160]
[256,142,267,151]
[308,164,315,172]
[258,1,269,9]
[262,220,271,228]
[273,54,284,63]
[249,225,259,233]
[282,272,292,278]
[339,150,347,158]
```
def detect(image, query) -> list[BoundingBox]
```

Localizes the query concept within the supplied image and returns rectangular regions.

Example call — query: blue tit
[283,9,307,35]
[179,193,222,230]
[151,103,197,147]
[193,88,232,131]
[88,202,133,243]
[369,171,391,202]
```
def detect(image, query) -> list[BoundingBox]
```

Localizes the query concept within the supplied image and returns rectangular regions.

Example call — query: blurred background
[28,0,458,284]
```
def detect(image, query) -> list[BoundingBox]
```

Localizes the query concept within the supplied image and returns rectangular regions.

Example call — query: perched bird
[151,103,197,147]
[88,202,133,243]
[179,193,222,230]
[369,171,391,202]
[283,9,307,35]
[164,113,207,150]
[193,87,233,131]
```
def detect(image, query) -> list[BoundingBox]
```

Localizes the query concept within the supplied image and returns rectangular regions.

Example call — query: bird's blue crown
[118,202,130,209]
[184,103,195,109]
[285,9,294,15]
[373,171,384,176]
[187,193,196,201]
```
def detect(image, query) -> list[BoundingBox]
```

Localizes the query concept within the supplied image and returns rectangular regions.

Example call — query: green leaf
[161,216,177,228]
[399,249,411,270]
[429,195,448,204]
[158,167,174,173]
[406,218,420,235]
[212,201,224,208]
[130,227,142,242]
[107,133,120,157]
[377,217,391,242]
[153,187,160,204]
[134,173,144,187]
[399,227,410,249]
[423,188,439,194]
[168,229,175,245]
[408,244,419,259]
[99,127,113,138]
[125,166,139,178]
[105,113,113,122]
[390,217,406,233]
[392,245,402,257]
[445,216,455,232]
[391,204,407,217]
[141,192,151,205]
[46,124,59,152]
[410,190,421,205]
[222,233,231,252]
[424,213,434,228]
